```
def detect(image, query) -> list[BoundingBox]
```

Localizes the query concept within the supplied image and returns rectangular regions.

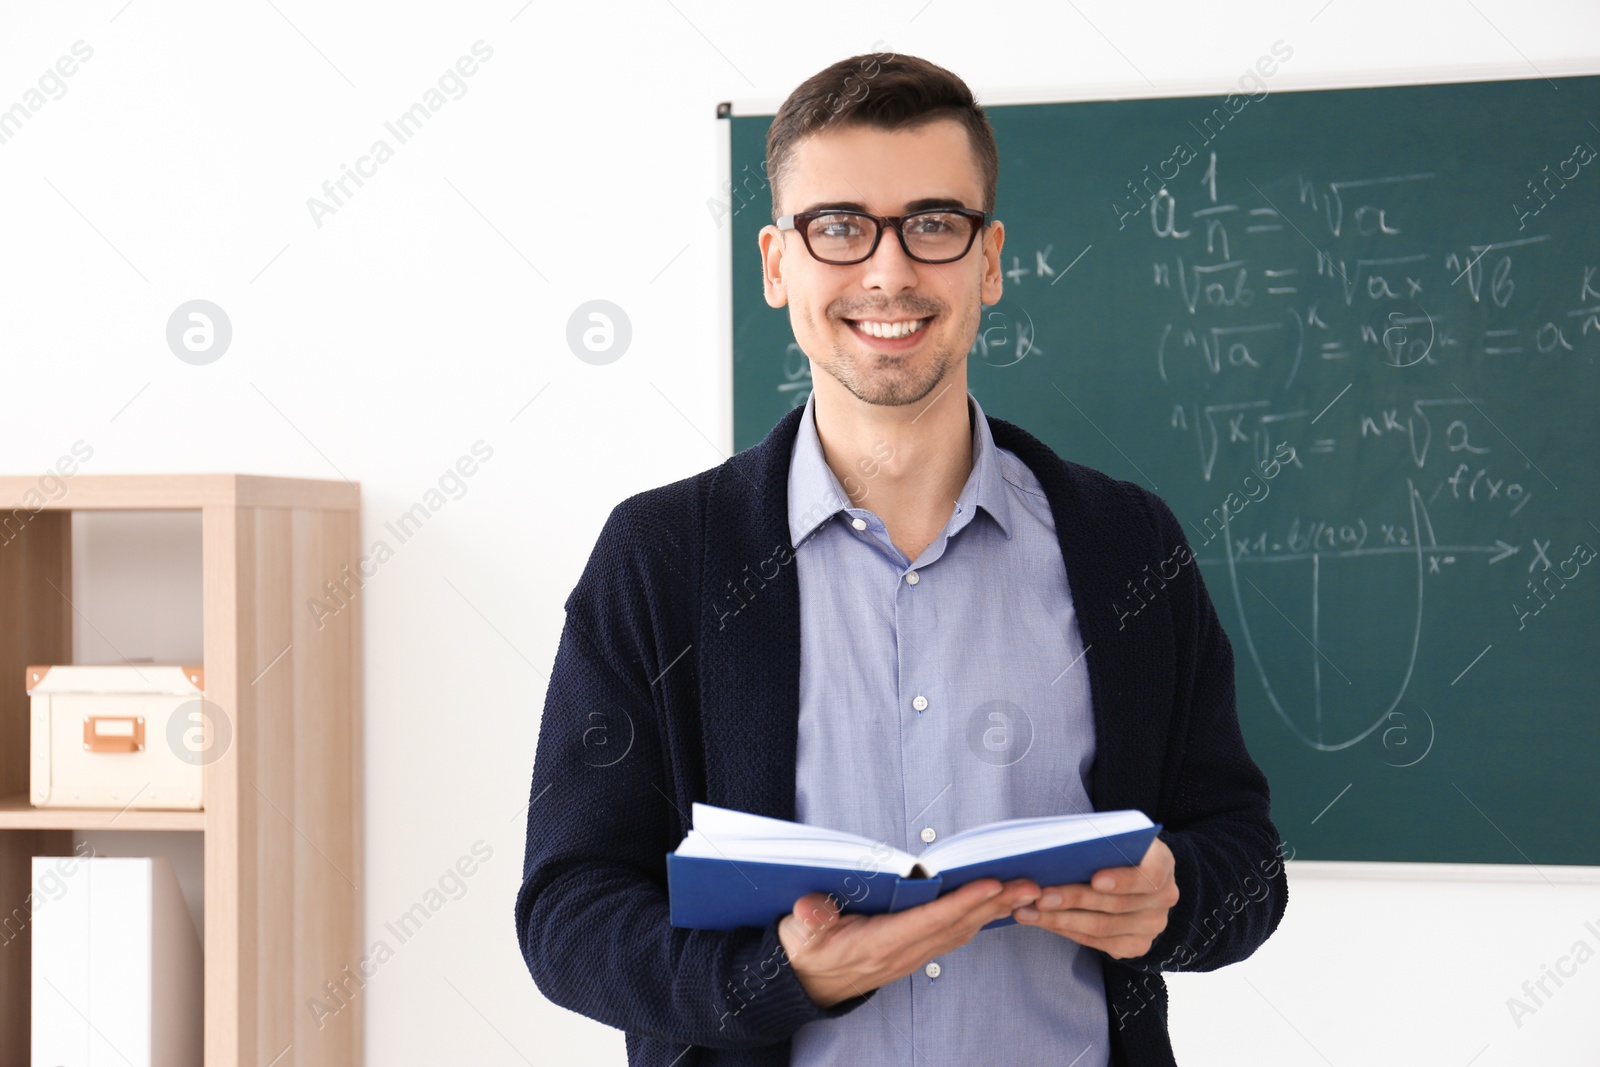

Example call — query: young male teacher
[516,52,1288,1067]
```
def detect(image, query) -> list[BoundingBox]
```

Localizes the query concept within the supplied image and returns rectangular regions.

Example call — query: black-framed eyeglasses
[776,207,993,265]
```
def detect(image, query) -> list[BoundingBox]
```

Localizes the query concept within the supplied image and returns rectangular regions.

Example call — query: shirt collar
[786,388,1015,548]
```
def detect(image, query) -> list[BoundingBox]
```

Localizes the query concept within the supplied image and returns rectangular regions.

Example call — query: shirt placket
[842,502,971,1025]
[898,551,955,1027]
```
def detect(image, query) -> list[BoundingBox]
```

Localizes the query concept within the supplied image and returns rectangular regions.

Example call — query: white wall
[3,1,1597,1063]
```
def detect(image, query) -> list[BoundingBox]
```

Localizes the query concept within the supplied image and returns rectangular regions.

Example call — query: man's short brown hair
[765,51,998,222]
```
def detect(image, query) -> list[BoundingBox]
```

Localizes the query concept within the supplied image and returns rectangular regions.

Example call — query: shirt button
[905,571,920,585]
[920,826,937,843]
[924,961,941,978]
[851,517,867,531]
[912,695,928,712]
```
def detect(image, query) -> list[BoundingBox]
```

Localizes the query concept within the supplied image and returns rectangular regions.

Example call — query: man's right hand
[776,877,1041,1008]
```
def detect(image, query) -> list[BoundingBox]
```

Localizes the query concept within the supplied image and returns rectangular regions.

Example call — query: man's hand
[1012,836,1178,959]
[778,877,1041,1008]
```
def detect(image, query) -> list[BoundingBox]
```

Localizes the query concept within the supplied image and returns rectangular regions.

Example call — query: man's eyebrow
[795,197,971,215]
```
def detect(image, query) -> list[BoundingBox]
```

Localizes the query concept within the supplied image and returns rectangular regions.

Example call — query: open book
[666,802,1161,931]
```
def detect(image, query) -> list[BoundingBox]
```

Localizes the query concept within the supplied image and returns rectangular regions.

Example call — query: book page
[673,803,919,876]
[919,809,1153,874]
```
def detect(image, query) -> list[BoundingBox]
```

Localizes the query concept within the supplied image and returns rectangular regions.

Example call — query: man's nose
[858,222,920,290]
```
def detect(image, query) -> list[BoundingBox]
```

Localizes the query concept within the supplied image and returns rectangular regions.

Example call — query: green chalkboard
[727,74,1600,866]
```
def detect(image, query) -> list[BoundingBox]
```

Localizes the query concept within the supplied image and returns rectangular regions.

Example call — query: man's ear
[759,225,788,308]
[980,219,1005,306]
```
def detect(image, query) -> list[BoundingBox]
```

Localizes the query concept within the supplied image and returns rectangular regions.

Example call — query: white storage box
[31,855,203,1067]
[26,665,206,810]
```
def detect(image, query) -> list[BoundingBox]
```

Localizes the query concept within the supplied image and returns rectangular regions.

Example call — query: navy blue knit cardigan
[515,403,1288,1066]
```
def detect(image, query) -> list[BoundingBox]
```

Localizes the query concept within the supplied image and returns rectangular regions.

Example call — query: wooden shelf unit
[0,474,363,1067]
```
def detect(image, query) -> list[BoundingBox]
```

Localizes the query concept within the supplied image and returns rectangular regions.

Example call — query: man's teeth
[851,318,927,339]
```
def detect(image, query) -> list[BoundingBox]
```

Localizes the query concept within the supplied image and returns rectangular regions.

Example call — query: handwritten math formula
[1130,148,1594,757]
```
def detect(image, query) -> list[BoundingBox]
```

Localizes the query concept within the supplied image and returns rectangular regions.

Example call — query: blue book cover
[667,804,1161,931]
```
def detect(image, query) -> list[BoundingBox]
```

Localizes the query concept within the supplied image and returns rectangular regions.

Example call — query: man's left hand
[1012,837,1178,959]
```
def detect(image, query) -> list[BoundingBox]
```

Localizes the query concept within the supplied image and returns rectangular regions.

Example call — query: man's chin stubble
[822,342,956,408]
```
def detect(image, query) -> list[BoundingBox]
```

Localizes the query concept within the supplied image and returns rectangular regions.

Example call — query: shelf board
[0,794,204,831]
[0,472,360,511]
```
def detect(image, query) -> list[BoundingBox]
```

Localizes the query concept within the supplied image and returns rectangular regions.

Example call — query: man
[516,53,1287,1066]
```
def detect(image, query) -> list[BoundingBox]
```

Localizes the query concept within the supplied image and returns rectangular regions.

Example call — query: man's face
[759,118,1004,409]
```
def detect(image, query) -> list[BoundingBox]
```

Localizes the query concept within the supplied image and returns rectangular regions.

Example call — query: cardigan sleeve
[1118,489,1289,975]
[513,501,874,1049]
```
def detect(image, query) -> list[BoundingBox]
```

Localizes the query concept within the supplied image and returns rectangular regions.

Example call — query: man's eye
[815,217,864,238]
[908,214,956,234]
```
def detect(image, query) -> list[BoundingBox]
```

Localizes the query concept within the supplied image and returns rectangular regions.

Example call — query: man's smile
[843,315,935,344]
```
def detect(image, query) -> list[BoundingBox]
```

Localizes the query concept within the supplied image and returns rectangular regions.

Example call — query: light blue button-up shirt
[786,389,1108,1067]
